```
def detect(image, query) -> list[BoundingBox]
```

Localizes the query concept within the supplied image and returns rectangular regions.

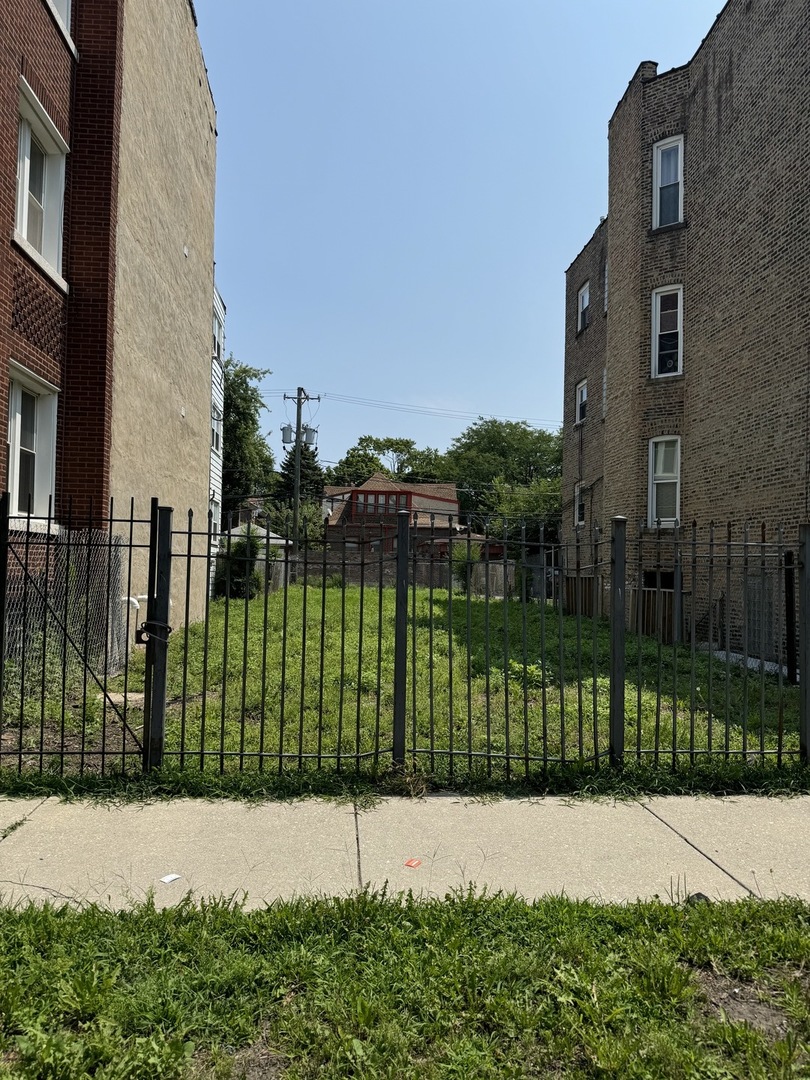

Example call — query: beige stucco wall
[111,0,216,621]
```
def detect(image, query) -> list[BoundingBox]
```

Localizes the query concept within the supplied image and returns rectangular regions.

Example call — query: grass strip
[0,892,809,1078]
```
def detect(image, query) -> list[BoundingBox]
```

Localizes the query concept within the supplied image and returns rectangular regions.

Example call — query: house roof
[323,473,459,528]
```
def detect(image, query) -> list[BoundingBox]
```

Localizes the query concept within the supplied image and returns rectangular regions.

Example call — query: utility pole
[282,387,320,566]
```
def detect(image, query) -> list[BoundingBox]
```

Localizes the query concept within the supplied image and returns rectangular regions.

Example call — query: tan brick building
[1,0,216,616]
[562,0,810,547]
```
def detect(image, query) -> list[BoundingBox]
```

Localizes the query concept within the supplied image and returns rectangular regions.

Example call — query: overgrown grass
[1,892,809,1078]
[3,584,801,784]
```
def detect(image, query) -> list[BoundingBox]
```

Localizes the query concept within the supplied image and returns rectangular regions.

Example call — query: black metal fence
[1,495,808,779]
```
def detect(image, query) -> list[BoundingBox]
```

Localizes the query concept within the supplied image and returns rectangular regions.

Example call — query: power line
[260,389,561,427]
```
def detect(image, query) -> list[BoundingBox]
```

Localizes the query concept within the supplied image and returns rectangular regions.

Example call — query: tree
[323,441,389,487]
[265,499,325,543]
[222,357,275,520]
[323,435,446,485]
[443,418,561,523]
[275,443,325,505]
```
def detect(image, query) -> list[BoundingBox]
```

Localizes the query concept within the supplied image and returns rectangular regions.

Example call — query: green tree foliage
[213,533,261,599]
[323,436,446,485]
[323,443,390,487]
[444,418,562,529]
[275,443,325,504]
[222,358,275,519]
[264,499,325,543]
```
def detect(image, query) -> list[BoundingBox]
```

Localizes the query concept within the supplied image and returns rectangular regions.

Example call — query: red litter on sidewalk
[404,858,422,869]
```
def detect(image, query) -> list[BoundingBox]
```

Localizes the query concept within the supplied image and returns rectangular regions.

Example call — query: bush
[213,534,261,599]
[450,541,482,593]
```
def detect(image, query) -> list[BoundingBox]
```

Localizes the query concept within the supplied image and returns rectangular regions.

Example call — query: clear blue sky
[194,0,721,470]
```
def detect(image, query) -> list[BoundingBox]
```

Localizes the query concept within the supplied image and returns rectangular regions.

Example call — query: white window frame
[652,135,683,230]
[15,78,69,290]
[573,482,585,527]
[211,405,223,454]
[648,436,680,527]
[651,285,683,378]
[8,364,59,526]
[209,500,220,541]
[577,281,590,332]
[575,379,587,425]
[42,0,76,54]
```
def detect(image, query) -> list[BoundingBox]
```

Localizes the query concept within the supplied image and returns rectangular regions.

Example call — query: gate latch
[136,621,173,645]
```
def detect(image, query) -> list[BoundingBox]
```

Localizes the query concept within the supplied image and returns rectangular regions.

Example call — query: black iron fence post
[0,493,8,734]
[799,525,810,761]
[393,511,409,768]
[609,516,626,767]
[142,504,173,772]
[785,550,797,685]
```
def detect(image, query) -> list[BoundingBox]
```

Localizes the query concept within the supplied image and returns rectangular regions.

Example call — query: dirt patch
[696,969,791,1039]
[194,1033,288,1079]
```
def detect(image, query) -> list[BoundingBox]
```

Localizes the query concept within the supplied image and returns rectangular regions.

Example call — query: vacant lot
[4,586,800,778]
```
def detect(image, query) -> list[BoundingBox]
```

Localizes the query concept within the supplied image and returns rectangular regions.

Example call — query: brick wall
[563,0,810,553]
[0,0,74,498]
[561,219,607,541]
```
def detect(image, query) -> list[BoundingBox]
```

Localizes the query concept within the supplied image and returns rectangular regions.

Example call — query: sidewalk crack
[352,802,364,891]
[641,803,755,897]
[0,798,48,843]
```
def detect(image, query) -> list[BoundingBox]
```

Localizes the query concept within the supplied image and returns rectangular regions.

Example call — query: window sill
[12,232,69,294]
[650,372,684,382]
[648,220,688,238]
[575,326,589,338]
[42,0,79,58]
[8,516,61,536]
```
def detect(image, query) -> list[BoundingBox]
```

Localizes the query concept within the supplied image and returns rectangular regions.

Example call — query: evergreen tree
[275,443,325,504]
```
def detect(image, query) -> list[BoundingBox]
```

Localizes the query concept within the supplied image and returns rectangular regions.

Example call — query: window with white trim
[212,310,224,365]
[51,0,71,30]
[575,379,587,424]
[648,437,680,526]
[573,483,585,527]
[211,405,222,453]
[577,281,590,331]
[652,286,683,377]
[8,367,58,519]
[15,79,68,280]
[209,500,220,540]
[652,136,683,229]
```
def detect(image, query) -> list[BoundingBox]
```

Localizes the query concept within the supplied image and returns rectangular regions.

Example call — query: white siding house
[210,285,226,545]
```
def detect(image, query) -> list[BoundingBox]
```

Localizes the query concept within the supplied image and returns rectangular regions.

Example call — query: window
[212,311,224,365]
[577,282,590,331]
[209,500,220,541]
[45,0,72,38]
[652,286,683,376]
[211,406,222,453]
[648,437,680,526]
[8,367,58,520]
[575,379,587,424]
[652,136,683,229]
[15,79,69,284]
[573,483,585,527]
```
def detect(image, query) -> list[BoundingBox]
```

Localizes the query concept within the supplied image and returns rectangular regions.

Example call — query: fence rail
[0,496,807,779]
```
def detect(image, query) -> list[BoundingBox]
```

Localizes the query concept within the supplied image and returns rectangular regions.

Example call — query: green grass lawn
[4,584,800,779]
[153,585,799,777]
[1,892,809,1078]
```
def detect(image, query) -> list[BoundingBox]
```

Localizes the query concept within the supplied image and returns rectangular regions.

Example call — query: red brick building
[1,0,216,537]
[562,0,809,542]
[323,474,460,552]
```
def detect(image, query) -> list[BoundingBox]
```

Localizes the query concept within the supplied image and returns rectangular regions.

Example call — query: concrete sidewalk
[1,795,809,908]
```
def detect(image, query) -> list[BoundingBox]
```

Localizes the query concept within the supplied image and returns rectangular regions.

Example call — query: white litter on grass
[159,874,182,884]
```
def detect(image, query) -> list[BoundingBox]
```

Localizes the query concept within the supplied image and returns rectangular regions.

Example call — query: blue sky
[194,0,721,470]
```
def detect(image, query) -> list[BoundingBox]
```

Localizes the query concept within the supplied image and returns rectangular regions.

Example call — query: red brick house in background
[323,474,461,553]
